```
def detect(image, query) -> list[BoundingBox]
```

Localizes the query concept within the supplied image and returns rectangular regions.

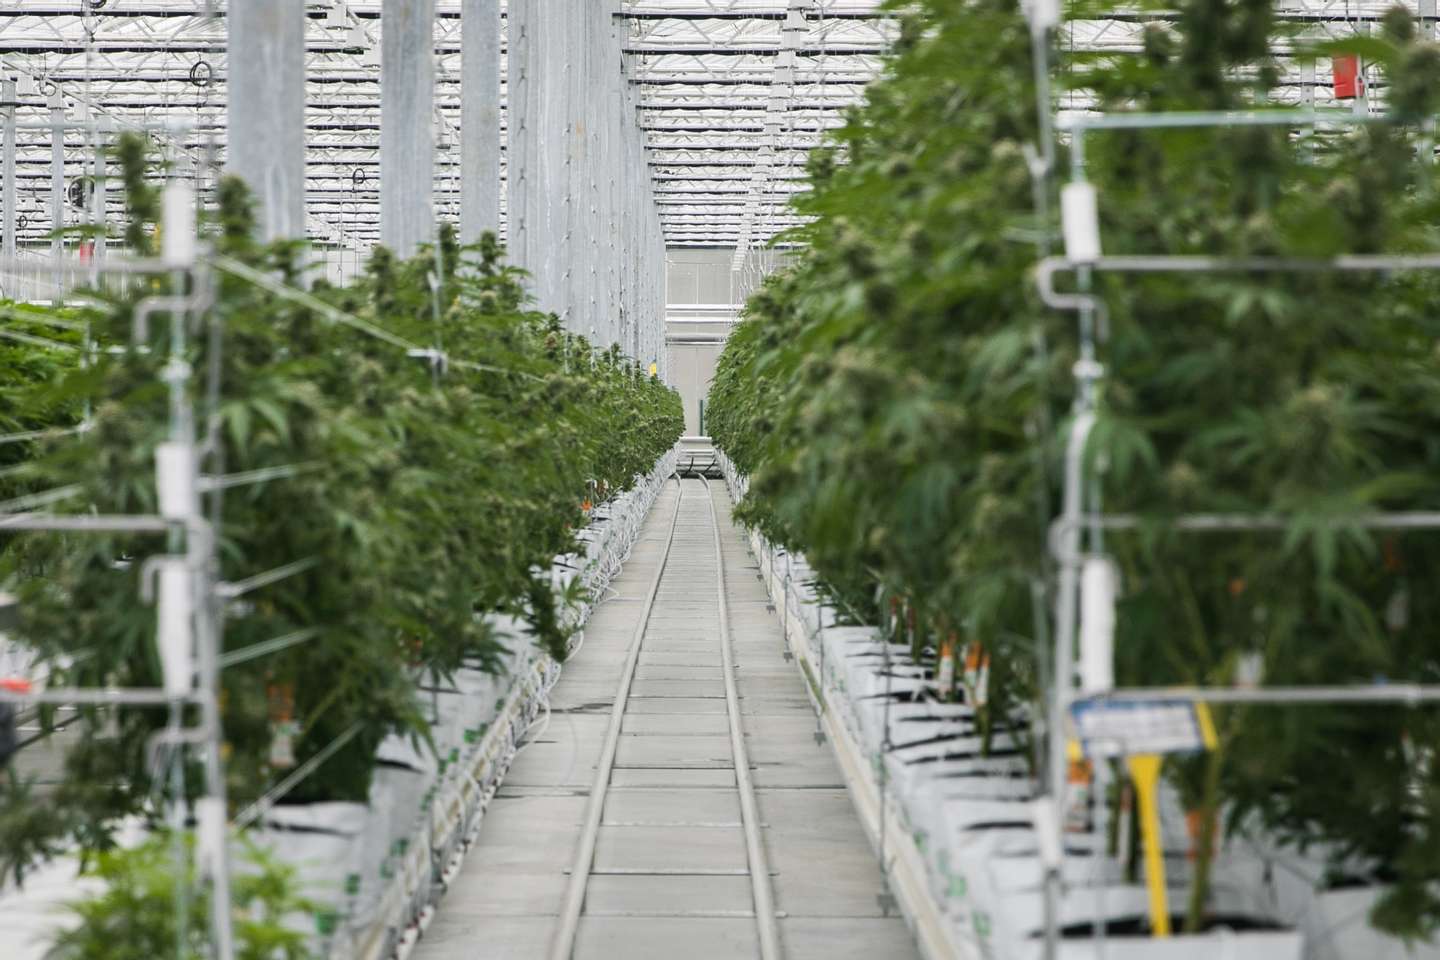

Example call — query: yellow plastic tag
[1126,753,1171,938]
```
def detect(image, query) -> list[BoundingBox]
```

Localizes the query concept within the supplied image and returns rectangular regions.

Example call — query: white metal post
[460,0,501,244]
[49,96,66,305]
[1422,0,1436,164]
[2,78,16,265]
[507,0,534,270]
[381,0,436,257]
[91,120,108,263]
[226,0,307,242]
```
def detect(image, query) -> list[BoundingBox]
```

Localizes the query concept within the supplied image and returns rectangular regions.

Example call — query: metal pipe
[460,0,501,243]
[226,0,307,241]
[0,422,92,447]
[2,78,16,267]
[549,479,685,960]
[217,627,322,669]
[49,99,66,305]
[1055,108,1376,132]
[1046,411,1095,960]
[231,722,364,831]
[1079,685,1440,706]
[198,462,319,492]
[1047,511,1440,564]
[1043,252,1440,277]
[91,117,107,263]
[0,513,171,532]
[701,475,782,960]
[0,686,214,707]
[380,0,437,257]
[217,557,319,599]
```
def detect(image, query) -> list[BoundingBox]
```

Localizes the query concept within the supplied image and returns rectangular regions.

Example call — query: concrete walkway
[414,479,921,959]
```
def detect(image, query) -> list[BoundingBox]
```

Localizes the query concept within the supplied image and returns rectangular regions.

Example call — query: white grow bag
[717,449,1316,960]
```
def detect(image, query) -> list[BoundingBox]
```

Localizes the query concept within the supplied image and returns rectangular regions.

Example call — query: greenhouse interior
[5,0,1440,958]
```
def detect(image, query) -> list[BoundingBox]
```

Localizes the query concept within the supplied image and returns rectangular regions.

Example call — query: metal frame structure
[0,0,894,354]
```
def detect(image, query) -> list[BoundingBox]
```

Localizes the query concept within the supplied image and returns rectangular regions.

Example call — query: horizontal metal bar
[199,462,320,493]
[218,627,323,669]
[1080,685,1440,706]
[0,512,170,532]
[0,253,184,275]
[231,722,363,830]
[210,255,423,353]
[0,422,83,446]
[1090,511,1440,532]
[1083,253,1440,273]
[217,557,319,599]
[0,483,85,514]
[0,686,209,707]
[1057,108,1375,131]
[1050,510,1440,564]
[0,326,80,352]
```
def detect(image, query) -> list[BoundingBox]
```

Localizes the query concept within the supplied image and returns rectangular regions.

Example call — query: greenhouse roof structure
[0,0,893,254]
[0,0,1417,255]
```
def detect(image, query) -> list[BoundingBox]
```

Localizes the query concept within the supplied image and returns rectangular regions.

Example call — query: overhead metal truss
[0,0,1416,255]
[0,0,893,255]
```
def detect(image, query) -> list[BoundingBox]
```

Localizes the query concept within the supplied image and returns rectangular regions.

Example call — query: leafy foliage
[0,135,682,882]
[43,834,316,960]
[709,0,1440,938]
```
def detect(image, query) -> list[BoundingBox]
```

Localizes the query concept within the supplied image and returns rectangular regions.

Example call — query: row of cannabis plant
[708,0,1440,938]
[0,134,683,889]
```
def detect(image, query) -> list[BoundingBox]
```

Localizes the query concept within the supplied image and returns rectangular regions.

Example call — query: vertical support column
[381,0,436,257]
[562,1,580,337]
[537,2,566,322]
[49,96,66,304]
[1422,0,1436,165]
[507,0,534,270]
[226,0,306,241]
[460,0,501,243]
[1,78,16,264]
[91,119,108,261]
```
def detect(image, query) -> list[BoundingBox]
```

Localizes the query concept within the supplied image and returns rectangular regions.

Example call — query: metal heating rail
[548,477,783,959]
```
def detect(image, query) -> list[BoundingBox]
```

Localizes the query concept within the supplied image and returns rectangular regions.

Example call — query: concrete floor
[414,479,921,960]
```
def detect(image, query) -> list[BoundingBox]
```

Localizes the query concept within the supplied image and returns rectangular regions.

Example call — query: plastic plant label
[1061,181,1102,263]
[1069,698,1217,759]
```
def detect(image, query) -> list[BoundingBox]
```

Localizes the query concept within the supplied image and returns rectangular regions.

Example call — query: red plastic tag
[1333,56,1362,99]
